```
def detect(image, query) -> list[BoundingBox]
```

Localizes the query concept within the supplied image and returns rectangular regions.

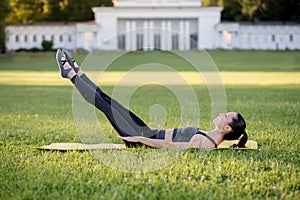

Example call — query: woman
[56,49,248,149]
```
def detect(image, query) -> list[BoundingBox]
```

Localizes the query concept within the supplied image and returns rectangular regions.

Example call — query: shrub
[29,47,41,52]
[15,47,41,52]
[42,40,53,51]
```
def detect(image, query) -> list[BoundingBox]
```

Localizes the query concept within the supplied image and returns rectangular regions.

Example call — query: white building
[5,22,99,51]
[5,0,300,51]
[216,22,300,50]
[92,0,221,50]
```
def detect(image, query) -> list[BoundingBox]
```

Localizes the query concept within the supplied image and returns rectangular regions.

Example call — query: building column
[125,20,137,51]
[149,20,154,50]
[125,20,131,51]
[131,20,136,51]
[197,17,201,50]
[143,20,149,50]
[161,20,166,50]
[179,20,184,50]
[167,20,172,50]
[185,20,190,50]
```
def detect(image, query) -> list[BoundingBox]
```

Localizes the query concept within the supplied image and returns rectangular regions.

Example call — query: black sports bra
[156,127,218,148]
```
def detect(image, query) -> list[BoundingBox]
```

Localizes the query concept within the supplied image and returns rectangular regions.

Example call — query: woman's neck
[205,129,224,146]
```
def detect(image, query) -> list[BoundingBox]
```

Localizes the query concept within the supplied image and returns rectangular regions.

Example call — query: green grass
[0,51,300,199]
[208,50,300,71]
[0,85,299,199]
[0,50,299,71]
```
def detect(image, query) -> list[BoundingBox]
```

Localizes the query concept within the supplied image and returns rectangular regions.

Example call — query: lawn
[0,50,299,199]
[0,50,299,71]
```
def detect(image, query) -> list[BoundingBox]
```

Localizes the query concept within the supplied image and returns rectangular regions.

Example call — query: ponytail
[230,131,248,148]
[237,131,248,147]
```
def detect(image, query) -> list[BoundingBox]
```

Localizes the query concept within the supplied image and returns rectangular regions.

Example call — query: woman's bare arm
[117,136,166,148]
[118,133,207,149]
[118,129,174,148]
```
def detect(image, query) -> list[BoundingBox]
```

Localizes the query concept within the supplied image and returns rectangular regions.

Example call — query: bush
[42,40,53,51]
[29,47,42,52]
[15,48,29,52]
[15,47,42,52]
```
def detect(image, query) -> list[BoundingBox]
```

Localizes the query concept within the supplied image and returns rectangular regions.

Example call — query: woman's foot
[56,49,76,79]
[62,49,81,73]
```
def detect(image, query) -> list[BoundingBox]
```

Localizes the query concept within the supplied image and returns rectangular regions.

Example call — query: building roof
[113,0,202,8]
[7,22,77,27]
[220,21,300,26]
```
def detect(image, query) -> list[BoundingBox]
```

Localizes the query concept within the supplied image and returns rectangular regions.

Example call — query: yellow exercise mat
[36,140,257,151]
[216,140,258,150]
[35,143,126,151]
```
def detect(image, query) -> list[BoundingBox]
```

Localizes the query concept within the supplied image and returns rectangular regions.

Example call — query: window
[223,31,232,40]
[16,35,19,42]
[42,35,45,41]
[136,34,143,50]
[59,35,63,42]
[253,35,257,41]
[51,35,54,41]
[118,34,126,50]
[263,35,267,42]
[68,35,72,42]
[290,35,293,42]
[24,35,28,42]
[190,34,198,50]
[154,34,161,50]
[272,35,275,42]
[172,34,179,50]
[33,35,37,42]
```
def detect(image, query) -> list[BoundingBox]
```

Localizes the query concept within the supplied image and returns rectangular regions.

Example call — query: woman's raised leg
[62,49,153,133]
[57,49,158,146]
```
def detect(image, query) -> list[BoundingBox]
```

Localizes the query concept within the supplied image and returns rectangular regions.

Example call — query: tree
[63,0,113,21]
[202,0,221,6]
[285,0,300,22]
[41,0,114,22]
[0,0,11,53]
[204,0,300,22]
[238,0,282,21]
[42,0,68,21]
[221,0,245,21]
[63,0,97,21]
[5,0,300,23]
[254,0,300,22]
[6,0,45,24]
[5,0,113,24]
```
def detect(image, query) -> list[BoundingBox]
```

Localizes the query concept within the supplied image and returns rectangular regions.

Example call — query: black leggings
[72,74,158,147]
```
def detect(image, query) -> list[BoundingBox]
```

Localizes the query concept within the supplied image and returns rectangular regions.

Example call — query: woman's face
[213,112,238,132]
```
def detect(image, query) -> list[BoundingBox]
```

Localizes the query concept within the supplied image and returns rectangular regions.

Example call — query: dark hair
[223,113,248,148]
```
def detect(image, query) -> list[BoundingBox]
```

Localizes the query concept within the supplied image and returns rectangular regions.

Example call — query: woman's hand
[117,136,142,143]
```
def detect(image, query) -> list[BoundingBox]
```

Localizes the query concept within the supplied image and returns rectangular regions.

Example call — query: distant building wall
[6,24,77,51]
[4,0,300,51]
[5,22,99,51]
[216,23,300,50]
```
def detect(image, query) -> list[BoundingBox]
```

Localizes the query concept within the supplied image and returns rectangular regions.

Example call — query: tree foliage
[5,0,113,24]
[203,0,300,22]
[0,0,11,52]
[6,0,44,24]
[4,0,300,24]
